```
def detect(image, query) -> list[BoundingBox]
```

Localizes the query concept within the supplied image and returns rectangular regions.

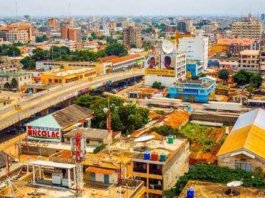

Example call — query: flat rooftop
[110,136,187,162]
[178,180,265,198]
[5,178,144,198]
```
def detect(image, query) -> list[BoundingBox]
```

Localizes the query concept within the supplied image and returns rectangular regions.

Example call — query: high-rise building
[0,22,33,43]
[178,33,209,70]
[231,15,262,40]
[48,18,60,31]
[68,27,81,42]
[123,26,142,48]
[60,21,81,42]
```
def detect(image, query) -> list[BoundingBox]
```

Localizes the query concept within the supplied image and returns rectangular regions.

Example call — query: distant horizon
[0,0,264,17]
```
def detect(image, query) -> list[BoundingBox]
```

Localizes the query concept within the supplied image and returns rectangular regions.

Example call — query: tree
[152,81,165,89]
[11,78,18,89]
[74,94,149,134]
[104,43,128,57]
[250,74,262,88]
[218,69,229,84]
[233,70,250,86]
[4,82,10,90]
[20,56,35,70]
[6,46,21,57]
[35,35,48,43]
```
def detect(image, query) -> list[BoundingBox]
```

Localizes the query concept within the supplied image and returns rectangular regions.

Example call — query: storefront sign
[145,69,176,77]
[27,126,61,142]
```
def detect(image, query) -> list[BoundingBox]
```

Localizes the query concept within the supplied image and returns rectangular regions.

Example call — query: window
[235,160,252,172]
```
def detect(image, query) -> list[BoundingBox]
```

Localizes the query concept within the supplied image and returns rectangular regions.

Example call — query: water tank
[151,151,159,161]
[167,136,174,144]
[160,153,167,162]
[187,188,195,198]
[143,151,151,160]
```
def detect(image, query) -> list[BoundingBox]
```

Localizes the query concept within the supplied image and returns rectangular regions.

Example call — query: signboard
[27,126,61,142]
[145,69,176,76]
[145,54,177,77]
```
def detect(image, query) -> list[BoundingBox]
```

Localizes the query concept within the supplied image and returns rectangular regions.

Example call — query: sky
[0,0,265,17]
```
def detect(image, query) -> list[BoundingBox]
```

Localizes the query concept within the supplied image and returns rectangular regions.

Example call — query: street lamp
[14,104,22,161]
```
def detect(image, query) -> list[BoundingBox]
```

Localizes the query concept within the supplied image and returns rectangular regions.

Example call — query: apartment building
[0,22,33,43]
[123,26,142,48]
[238,50,260,73]
[231,15,262,40]
[178,33,209,70]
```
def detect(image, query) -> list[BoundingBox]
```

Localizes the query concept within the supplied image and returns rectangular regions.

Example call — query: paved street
[0,70,144,131]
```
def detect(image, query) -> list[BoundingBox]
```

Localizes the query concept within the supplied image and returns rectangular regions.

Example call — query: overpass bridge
[0,69,144,131]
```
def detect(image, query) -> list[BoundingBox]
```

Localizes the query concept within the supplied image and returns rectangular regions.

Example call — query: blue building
[186,61,203,78]
[168,77,216,103]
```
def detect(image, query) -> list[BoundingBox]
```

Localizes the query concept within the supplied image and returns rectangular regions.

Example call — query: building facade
[0,72,32,89]
[123,26,142,48]
[231,15,262,40]
[238,50,260,73]
[178,33,209,70]
[0,23,33,43]
[217,109,265,172]
[168,76,216,103]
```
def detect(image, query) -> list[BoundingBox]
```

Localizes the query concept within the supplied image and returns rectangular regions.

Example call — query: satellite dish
[134,135,154,142]
[162,40,174,54]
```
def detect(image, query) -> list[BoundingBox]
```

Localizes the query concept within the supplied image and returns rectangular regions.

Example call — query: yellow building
[41,67,96,84]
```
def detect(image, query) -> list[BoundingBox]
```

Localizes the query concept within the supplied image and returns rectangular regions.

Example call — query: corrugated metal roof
[217,108,265,159]
[26,105,92,130]
[232,109,265,132]
[26,114,61,129]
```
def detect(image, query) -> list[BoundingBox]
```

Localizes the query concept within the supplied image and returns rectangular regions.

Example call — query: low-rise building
[40,67,96,84]
[107,135,189,198]
[103,54,145,74]
[217,108,265,172]
[168,76,216,103]
[0,71,32,90]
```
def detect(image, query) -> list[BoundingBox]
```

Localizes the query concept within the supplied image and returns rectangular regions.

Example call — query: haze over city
[0,0,265,16]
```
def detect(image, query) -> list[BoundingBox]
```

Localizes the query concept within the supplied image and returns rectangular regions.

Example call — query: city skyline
[0,0,265,17]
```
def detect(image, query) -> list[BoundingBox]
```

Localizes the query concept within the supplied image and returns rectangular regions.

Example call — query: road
[0,69,144,131]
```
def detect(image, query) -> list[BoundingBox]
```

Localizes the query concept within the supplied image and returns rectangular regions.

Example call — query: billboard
[27,126,61,142]
[145,55,159,69]
[145,54,176,77]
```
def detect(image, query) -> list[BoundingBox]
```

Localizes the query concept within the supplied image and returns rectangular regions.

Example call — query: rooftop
[217,109,265,159]
[178,180,264,198]
[217,38,254,46]
[64,128,108,140]
[240,50,260,56]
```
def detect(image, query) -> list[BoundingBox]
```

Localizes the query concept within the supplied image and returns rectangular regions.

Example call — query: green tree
[4,82,10,89]
[10,78,18,89]
[152,81,165,89]
[35,35,48,43]
[104,43,128,57]
[6,46,21,57]
[20,56,35,70]
[250,74,262,88]
[218,69,229,84]
[233,70,250,86]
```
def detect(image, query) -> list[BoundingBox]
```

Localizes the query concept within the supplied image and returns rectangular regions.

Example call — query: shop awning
[86,167,114,175]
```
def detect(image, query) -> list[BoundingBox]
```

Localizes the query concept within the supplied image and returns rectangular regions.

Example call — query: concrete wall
[191,112,238,125]
[163,141,189,191]
[93,172,118,184]
[218,153,265,172]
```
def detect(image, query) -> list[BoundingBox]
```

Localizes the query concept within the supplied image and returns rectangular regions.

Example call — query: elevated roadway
[0,69,144,131]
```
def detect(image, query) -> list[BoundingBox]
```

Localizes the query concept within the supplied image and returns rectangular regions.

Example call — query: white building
[0,72,32,89]
[145,51,186,87]
[178,33,209,70]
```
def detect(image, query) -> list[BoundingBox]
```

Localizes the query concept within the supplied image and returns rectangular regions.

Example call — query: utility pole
[14,104,22,161]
